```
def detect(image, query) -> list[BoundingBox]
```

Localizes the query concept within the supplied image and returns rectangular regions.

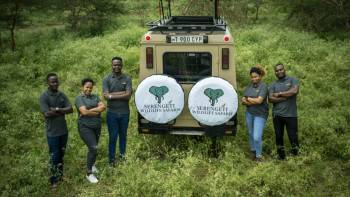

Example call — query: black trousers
[47,134,68,184]
[78,123,101,174]
[273,116,299,159]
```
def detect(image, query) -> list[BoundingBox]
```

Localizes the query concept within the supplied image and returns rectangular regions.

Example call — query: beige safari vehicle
[137,1,237,136]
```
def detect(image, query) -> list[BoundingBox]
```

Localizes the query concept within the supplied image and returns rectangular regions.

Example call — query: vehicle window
[163,52,212,82]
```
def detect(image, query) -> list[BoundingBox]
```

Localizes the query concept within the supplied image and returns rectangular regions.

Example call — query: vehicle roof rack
[147,16,227,32]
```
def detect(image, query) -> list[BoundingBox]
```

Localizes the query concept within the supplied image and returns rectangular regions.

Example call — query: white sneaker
[92,165,99,173]
[86,174,98,183]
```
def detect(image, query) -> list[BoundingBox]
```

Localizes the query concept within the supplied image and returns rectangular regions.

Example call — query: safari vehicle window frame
[162,52,212,83]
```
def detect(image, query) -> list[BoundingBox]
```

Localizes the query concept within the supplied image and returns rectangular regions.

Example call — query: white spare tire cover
[135,75,184,124]
[188,77,238,126]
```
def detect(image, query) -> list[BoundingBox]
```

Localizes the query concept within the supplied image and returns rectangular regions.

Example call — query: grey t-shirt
[39,89,71,137]
[269,76,299,117]
[75,94,102,128]
[244,82,269,119]
[102,73,132,114]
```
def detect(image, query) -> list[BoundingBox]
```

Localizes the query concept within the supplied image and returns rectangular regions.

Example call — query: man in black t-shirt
[39,73,73,187]
[102,57,132,165]
[269,63,300,160]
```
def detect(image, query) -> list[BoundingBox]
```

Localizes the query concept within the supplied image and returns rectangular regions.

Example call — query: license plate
[170,36,203,43]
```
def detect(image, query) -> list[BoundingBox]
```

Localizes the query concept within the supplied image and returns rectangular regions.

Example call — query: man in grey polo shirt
[39,73,73,187]
[269,63,300,160]
[102,56,132,165]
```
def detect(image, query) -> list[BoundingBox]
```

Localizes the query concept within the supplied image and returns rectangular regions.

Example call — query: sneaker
[86,174,98,183]
[255,156,263,162]
[50,183,58,190]
[92,165,99,173]
[109,160,117,167]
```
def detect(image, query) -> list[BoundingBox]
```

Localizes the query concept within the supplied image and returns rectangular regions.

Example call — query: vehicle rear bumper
[138,113,237,136]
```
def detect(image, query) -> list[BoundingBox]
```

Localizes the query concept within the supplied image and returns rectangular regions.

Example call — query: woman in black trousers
[75,78,105,183]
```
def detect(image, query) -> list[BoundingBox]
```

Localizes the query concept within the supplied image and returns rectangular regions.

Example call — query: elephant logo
[149,86,169,103]
[204,88,224,106]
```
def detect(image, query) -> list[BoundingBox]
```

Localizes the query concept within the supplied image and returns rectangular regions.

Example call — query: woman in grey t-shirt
[75,78,105,183]
[242,66,269,161]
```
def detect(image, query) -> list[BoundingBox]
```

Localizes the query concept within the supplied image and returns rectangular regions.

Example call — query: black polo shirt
[39,89,71,137]
[75,94,102,129]
[243,82,269,119]
[269,76,299,117]
[102,73,132,114]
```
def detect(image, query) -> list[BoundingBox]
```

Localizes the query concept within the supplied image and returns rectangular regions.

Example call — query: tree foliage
[0,0,27,51]
[63,0,124,36]
[273,0,350,33]
[0,2,349,195]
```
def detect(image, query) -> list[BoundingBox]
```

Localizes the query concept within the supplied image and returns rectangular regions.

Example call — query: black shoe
[250,151,256,160]
[119,154,126,162]
[255,156,263,162]
[50,183,58,190]
[277,147,286,160]
[277,155,285,160]
[49,177,58,189]
[109,160,117,167]
[291,147,299,156]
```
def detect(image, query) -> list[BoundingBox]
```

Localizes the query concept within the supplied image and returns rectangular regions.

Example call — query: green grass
[0,13,350,197]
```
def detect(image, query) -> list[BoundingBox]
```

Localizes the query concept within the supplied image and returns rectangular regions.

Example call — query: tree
[64,0,124,36]
[0,0,48,51]
[273,0,350,33]
[0,0,24,51]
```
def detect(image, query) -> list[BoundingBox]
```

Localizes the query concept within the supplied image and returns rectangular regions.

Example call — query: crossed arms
[268,85,299,103]
[103,90,132,101]
[78,102,106,117]
[44,106,73,118]
[242,96,264,106]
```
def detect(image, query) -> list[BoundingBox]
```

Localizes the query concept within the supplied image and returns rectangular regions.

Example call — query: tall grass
[0,15,349,197]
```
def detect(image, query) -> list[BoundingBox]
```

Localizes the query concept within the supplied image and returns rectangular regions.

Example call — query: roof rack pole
[160,0,165,20]
[168,0,171,17]
[214,0,219,19]
[158,0,162,22]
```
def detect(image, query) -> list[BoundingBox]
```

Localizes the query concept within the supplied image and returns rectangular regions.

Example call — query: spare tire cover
[188,77,238,126]
[135,75,184,124]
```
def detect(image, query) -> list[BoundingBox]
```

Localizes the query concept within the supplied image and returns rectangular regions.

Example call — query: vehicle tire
[188,76,238,126]
[135,75,184,124]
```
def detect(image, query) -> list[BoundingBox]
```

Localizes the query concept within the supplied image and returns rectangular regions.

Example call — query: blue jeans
[245,111,266,158]
[106,111,129,163]
[47,134,68,184]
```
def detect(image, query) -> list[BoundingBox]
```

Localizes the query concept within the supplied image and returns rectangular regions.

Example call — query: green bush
[1,7,350,197]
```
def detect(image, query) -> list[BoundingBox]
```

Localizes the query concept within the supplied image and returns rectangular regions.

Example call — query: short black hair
[275,63,284,69]
[46,73,57,81]
[81,78,94,86]
[112,56,123,63]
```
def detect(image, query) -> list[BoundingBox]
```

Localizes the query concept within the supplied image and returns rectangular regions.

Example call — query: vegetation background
[0,0,349,196]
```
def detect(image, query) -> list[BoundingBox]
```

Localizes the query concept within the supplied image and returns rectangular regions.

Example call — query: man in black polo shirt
[102,57,132,165]
[269,63,300,160]
[39,73,73,187]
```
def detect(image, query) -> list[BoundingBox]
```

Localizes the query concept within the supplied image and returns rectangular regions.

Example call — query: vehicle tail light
[222,48,229,69]
[224,35,230,42]
[146,47,153,68]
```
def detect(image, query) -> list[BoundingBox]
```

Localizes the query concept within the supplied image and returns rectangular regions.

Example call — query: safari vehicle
[136,0,237,136]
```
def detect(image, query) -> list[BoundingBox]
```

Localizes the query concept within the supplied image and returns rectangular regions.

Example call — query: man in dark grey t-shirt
[39,73,72,187]
[102,56,132,165]
[269,63,300,160]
